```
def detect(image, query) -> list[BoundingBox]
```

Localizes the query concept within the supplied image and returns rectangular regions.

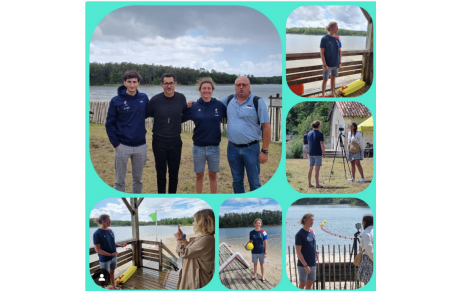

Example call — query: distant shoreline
[219,224,282,229]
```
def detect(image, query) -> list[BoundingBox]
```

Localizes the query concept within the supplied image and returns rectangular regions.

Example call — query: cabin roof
[328,102,372,120]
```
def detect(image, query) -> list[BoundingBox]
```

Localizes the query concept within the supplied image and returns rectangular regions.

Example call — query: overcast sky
[90,6,282,77]
[219,198,281,216]
[90,198,211,222]
[287,6,368,31]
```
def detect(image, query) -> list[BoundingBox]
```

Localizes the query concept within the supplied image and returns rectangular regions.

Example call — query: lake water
[90,84,282,105]
[286,34,366,54]
[89,225,195,247]
[286,205,372,248]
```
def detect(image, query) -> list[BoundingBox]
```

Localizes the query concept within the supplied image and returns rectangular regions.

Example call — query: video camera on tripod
[329,125,352,181]
[344,222,362,287]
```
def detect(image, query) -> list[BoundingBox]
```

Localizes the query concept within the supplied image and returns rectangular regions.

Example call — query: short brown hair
[193,209,215,235]
[94,214,110,225]
[311,120,321,129]
[253,218,262,225]
[326,22,338,32]
[196,77,216,91]
[300,213,314,225]
[123,70,142,82]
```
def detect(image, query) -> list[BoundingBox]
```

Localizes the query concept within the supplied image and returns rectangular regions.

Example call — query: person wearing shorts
[302,130,310,159]
[93,214,127,290]
[182,77,226,193]
[307,120,326,188]
[247,218,268,283]
[320,22,342,97]
[295,213,319,290]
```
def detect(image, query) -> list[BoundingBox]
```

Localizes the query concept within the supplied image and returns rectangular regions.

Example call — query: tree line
[219,210,282,228]
[90,62,282,86]
[89,216,194,228]
[293,198,369,206]
[286,102,333,158]
[286,27,366,36]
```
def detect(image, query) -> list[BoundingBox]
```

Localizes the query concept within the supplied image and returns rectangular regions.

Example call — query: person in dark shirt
[147,73,188,193]
[320,22,342,97]
[307,120,326,188]
[295,213,318,289]
[247,218,268,282]
[302,130,310,159]
[105,70,149,193]
[93,214,127,290]
[181,78,227,193]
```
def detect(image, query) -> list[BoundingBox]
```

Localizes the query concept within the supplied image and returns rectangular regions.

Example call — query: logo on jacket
[198,109,202,112]
[124,101,128,106]
[140,100,143,103]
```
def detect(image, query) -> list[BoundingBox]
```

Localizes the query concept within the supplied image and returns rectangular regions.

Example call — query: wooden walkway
[219,244,274,289]
[116,267,180,290]
[303,83,371,98]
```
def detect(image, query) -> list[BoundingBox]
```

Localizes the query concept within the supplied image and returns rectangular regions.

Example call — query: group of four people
[105,71,271,194]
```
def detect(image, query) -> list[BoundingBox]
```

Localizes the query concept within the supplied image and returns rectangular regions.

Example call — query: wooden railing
[287,244,362,290]
[286,50,370,87]
[140,240,178,272]
[89,239,135,275]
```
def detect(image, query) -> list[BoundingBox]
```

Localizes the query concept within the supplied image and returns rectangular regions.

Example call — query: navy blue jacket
[105,85,149,148]
[182,97,227,146]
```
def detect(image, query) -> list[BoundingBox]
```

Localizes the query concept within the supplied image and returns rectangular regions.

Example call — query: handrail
[89,239,135,255]
[286,50,369,61]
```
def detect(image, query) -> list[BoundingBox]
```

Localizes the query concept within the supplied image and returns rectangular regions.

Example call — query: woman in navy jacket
[182,78,226,193]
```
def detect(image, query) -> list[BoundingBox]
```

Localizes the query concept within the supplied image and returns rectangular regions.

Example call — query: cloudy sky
[90,198,210,222]
[90,6,282,77]
[219,198,281,215]
[287,6,368,31]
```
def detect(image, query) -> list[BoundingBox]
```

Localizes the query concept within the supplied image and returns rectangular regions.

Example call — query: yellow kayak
[338,80,365,96]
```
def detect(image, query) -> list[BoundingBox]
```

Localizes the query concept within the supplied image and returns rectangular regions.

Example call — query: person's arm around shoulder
[147,96,155,119]
[105,99,120,150]
[258,99,271,163]
[181,106,193,123]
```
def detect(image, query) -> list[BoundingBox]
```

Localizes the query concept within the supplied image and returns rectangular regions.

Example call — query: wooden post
[130,198,142,267]
[288,246,292,283]
[321,245,325,289]
[339,245,342,290]
[159,240,163,271]
[293,246,298,287]
[360,8,373,85]
[328,245,330,289]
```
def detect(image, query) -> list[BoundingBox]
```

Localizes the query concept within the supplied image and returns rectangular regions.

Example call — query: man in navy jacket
[105,70,149,193]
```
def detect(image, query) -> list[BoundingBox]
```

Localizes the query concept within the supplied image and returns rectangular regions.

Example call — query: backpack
[226,94,262,126]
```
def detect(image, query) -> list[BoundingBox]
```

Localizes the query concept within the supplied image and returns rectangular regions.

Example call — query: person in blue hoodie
[105,70,149,193]
[182,78,226,193]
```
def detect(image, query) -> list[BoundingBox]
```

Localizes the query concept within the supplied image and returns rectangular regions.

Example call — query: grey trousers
[114,143,147,193]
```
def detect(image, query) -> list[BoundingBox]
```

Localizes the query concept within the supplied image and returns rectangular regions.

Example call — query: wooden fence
[287,244,362,290]
[90,96,282,142]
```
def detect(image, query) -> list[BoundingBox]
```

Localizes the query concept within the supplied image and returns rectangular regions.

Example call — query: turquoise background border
[86,2,376,290]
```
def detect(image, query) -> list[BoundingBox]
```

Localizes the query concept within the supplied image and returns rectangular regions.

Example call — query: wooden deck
[304,83,371,98]
[117,266,180,290]
[219,244,275,289]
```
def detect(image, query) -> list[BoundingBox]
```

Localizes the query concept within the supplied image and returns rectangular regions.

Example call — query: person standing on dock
[295,213,318,290]
[147,73,188,193]
[105,70,149,193]
[320,22,342,97]
[247,218,268,283]
[93,214,127,290]
[307,120,326,188]
[221,76,271,193]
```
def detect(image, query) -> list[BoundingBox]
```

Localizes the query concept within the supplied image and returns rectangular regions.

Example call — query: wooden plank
[142,248,160,255]
[161,242,178,261]
[136,198,144,208]
[293,246,298,287]
[286,61,362,74]
[287,65,362,80]
[286,50,369,61]
[321,245,325,288]
[121,198,134,215]
[339,245,342,290]
[288,245,292,283]
[287,69,363,86]
[333,245,336,290]
[328,245,331,289]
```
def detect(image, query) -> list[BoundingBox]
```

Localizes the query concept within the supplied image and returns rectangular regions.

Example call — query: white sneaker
[347,178,355,182]
[359,178,365,182]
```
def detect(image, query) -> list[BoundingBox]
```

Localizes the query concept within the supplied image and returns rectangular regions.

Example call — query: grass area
[90,123,281,193]
[286,158,374,194]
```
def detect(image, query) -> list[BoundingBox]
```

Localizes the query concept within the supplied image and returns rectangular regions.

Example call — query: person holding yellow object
[247,218,268,282]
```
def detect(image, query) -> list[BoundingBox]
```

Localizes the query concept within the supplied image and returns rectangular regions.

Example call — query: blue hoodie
[182,97,227,146]
[105,85,149,148]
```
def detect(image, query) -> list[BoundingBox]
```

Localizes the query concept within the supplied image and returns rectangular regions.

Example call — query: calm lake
[286,34,366,54]
[89,225,195,247]
[90,84,282,105]
[286,205,372,248]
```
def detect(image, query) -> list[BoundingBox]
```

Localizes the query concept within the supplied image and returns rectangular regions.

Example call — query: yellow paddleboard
[116,265,137,284]
[338,80,365,96]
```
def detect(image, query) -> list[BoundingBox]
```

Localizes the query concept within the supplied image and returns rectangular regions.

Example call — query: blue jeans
[227,141,261,193]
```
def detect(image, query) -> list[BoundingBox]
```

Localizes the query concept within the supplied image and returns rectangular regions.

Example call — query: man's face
[306,216,314,228]
[254,220,262,229]
[332,24,339,34]
[123,78,140,95]
[235,77,250,98]
[161,77,176,95]
[104,217,112,227]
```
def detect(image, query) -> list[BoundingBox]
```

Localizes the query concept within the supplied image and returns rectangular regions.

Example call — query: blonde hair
[253,218,263,225]
[196,77,216,91]
[94,214,110,225]
[193,209,215,235]
[300,213,314,225]
[326,22,338,32]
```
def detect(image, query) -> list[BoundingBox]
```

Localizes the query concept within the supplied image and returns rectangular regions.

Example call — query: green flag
[149,213,156,222]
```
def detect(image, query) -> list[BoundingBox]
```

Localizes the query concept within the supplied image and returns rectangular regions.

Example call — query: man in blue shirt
[247,218,268,282]
[307,120,325,188]
[295,213,318,289]
[302,130,310,159]
[320,22,342,97]
[105,70,149,193]
[220,76,271,193]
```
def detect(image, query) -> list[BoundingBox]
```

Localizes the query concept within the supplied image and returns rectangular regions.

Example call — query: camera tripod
[344,230,361,289]
[328,132,352,182]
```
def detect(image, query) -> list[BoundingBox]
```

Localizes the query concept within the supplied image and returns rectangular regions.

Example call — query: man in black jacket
[147,73,187,193]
